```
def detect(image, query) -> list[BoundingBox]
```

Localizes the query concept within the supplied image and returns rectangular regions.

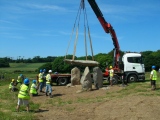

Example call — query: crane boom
[87,0,120,68]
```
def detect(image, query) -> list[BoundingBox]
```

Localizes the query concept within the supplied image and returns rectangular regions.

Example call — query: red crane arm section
[87,0,120,68]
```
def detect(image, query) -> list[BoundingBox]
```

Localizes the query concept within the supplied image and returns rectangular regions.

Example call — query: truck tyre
[58,77,68,86]
[127,74,137,83]
[108,75,118,85]
[112,75,118,85]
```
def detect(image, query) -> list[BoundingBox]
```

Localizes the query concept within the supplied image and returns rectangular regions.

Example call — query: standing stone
[80,66,92,91]
[71,67,80,85]
[93,67,103,89]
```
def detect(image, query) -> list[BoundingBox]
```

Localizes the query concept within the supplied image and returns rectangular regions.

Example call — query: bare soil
[32,85,160,120]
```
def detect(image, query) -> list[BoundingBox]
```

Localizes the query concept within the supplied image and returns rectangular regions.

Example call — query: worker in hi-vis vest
[45,70,53,98]
[38,69,44,92]
[17,78,30,112]
[150,66,157,90]
[16,74,24,86]
[9,79,16,92]
[30,80,38,96]
[109,66,114,86]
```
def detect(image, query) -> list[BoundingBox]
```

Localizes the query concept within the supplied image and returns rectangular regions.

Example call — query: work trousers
[45,83,52,94]
[39,82,44,92]
[151,80,156,90]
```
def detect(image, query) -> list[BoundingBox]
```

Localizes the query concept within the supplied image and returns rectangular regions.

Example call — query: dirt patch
[32,85,160,120]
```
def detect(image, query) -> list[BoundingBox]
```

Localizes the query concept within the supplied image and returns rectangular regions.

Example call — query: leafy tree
[52,57,71,73]
[37,62,52,73]
[0,59,10,67]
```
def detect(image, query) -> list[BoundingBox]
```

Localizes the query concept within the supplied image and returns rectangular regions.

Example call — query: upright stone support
[80,66,92,92]
[71,67,80,85]
[93,67,103,89]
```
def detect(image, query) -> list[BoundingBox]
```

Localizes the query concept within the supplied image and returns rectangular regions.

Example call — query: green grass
[0,63,45,73]
[0,63,160,118]
[0,63,43,119]
[0,63,45,83]
[0,83,40,120]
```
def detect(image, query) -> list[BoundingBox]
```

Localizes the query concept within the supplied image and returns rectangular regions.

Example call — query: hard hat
[43,69,46,72]
[12,79,15,82]
[152,66,156,69]
[32,80,36,83]
[40,69,43,73]
[24,78,30,84]
[110,66,112,69]
[54,72,58,74]
[48,70,52,73]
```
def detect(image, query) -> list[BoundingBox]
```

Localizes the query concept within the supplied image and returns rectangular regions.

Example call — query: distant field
[0,63,45,72]
[0,63,46,80]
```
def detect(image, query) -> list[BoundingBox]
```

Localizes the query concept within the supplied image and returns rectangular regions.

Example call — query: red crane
[87,0,120,71]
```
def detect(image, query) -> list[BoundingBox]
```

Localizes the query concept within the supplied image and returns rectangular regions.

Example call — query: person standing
[45,70,53,98]
[38,69,44,92]
[43,69,47,87]
[109,66,114,86]
[16,74,24,86]
[30,80,38,96]
[17,78,30,112]
[150,66,157,90]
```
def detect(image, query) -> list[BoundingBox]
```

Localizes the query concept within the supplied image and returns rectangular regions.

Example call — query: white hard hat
[49,70,52,73]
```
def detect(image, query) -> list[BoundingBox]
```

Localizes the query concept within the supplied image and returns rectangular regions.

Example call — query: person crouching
[30,80,38,96]
[9,79,16,92]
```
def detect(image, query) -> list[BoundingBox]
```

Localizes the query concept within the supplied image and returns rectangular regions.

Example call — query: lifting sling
[64,0,99,66]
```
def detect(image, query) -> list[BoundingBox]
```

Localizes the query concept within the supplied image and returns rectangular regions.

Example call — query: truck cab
[122,52,145,82]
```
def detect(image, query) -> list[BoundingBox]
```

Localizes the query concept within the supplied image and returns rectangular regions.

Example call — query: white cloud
[25,4,67,12]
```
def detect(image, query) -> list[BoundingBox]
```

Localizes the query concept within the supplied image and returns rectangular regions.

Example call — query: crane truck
[49,0,145,86]
[87,0,145,84]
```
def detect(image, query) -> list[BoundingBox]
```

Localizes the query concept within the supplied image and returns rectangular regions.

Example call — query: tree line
[0,50,160,72]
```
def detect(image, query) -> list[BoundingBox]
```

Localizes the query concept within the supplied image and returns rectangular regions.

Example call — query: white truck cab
[122,52,145,82]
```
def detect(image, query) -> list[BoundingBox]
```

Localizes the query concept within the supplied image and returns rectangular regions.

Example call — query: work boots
[49,93,53,98]
[151,85,156,90]
[46,92,48,96]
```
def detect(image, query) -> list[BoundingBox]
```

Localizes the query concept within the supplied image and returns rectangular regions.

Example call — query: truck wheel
[127,75,137,83]
[108,76,118,85]
[112,75,118,85]
[58,78,68,86]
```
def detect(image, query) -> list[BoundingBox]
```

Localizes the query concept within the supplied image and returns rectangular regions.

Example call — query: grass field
[0,63,160,119]
[0,63,45,119]
[0,63,45,81]
[0,63,45,72]
[0,72,160,119]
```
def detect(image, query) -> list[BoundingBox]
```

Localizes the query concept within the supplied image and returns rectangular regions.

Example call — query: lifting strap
[64,0,98,66]
[65,2,82,59]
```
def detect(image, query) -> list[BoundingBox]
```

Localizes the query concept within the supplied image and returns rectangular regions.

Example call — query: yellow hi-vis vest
[46,74,51,84]
[152,70,157,80]
[9,82,13,89]
[17,76,22,83]
[30,83,37,94]
[38,73,43,83]
[18,84,30,100]
[109,69,114,77]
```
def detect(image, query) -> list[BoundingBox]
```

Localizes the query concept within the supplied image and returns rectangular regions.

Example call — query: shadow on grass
[12,109,49,113]
[155,88,160,90]
[34,109,49,113]
[53,94,65,97]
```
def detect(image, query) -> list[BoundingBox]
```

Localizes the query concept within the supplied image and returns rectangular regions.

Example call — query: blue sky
[0,0,160,59]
